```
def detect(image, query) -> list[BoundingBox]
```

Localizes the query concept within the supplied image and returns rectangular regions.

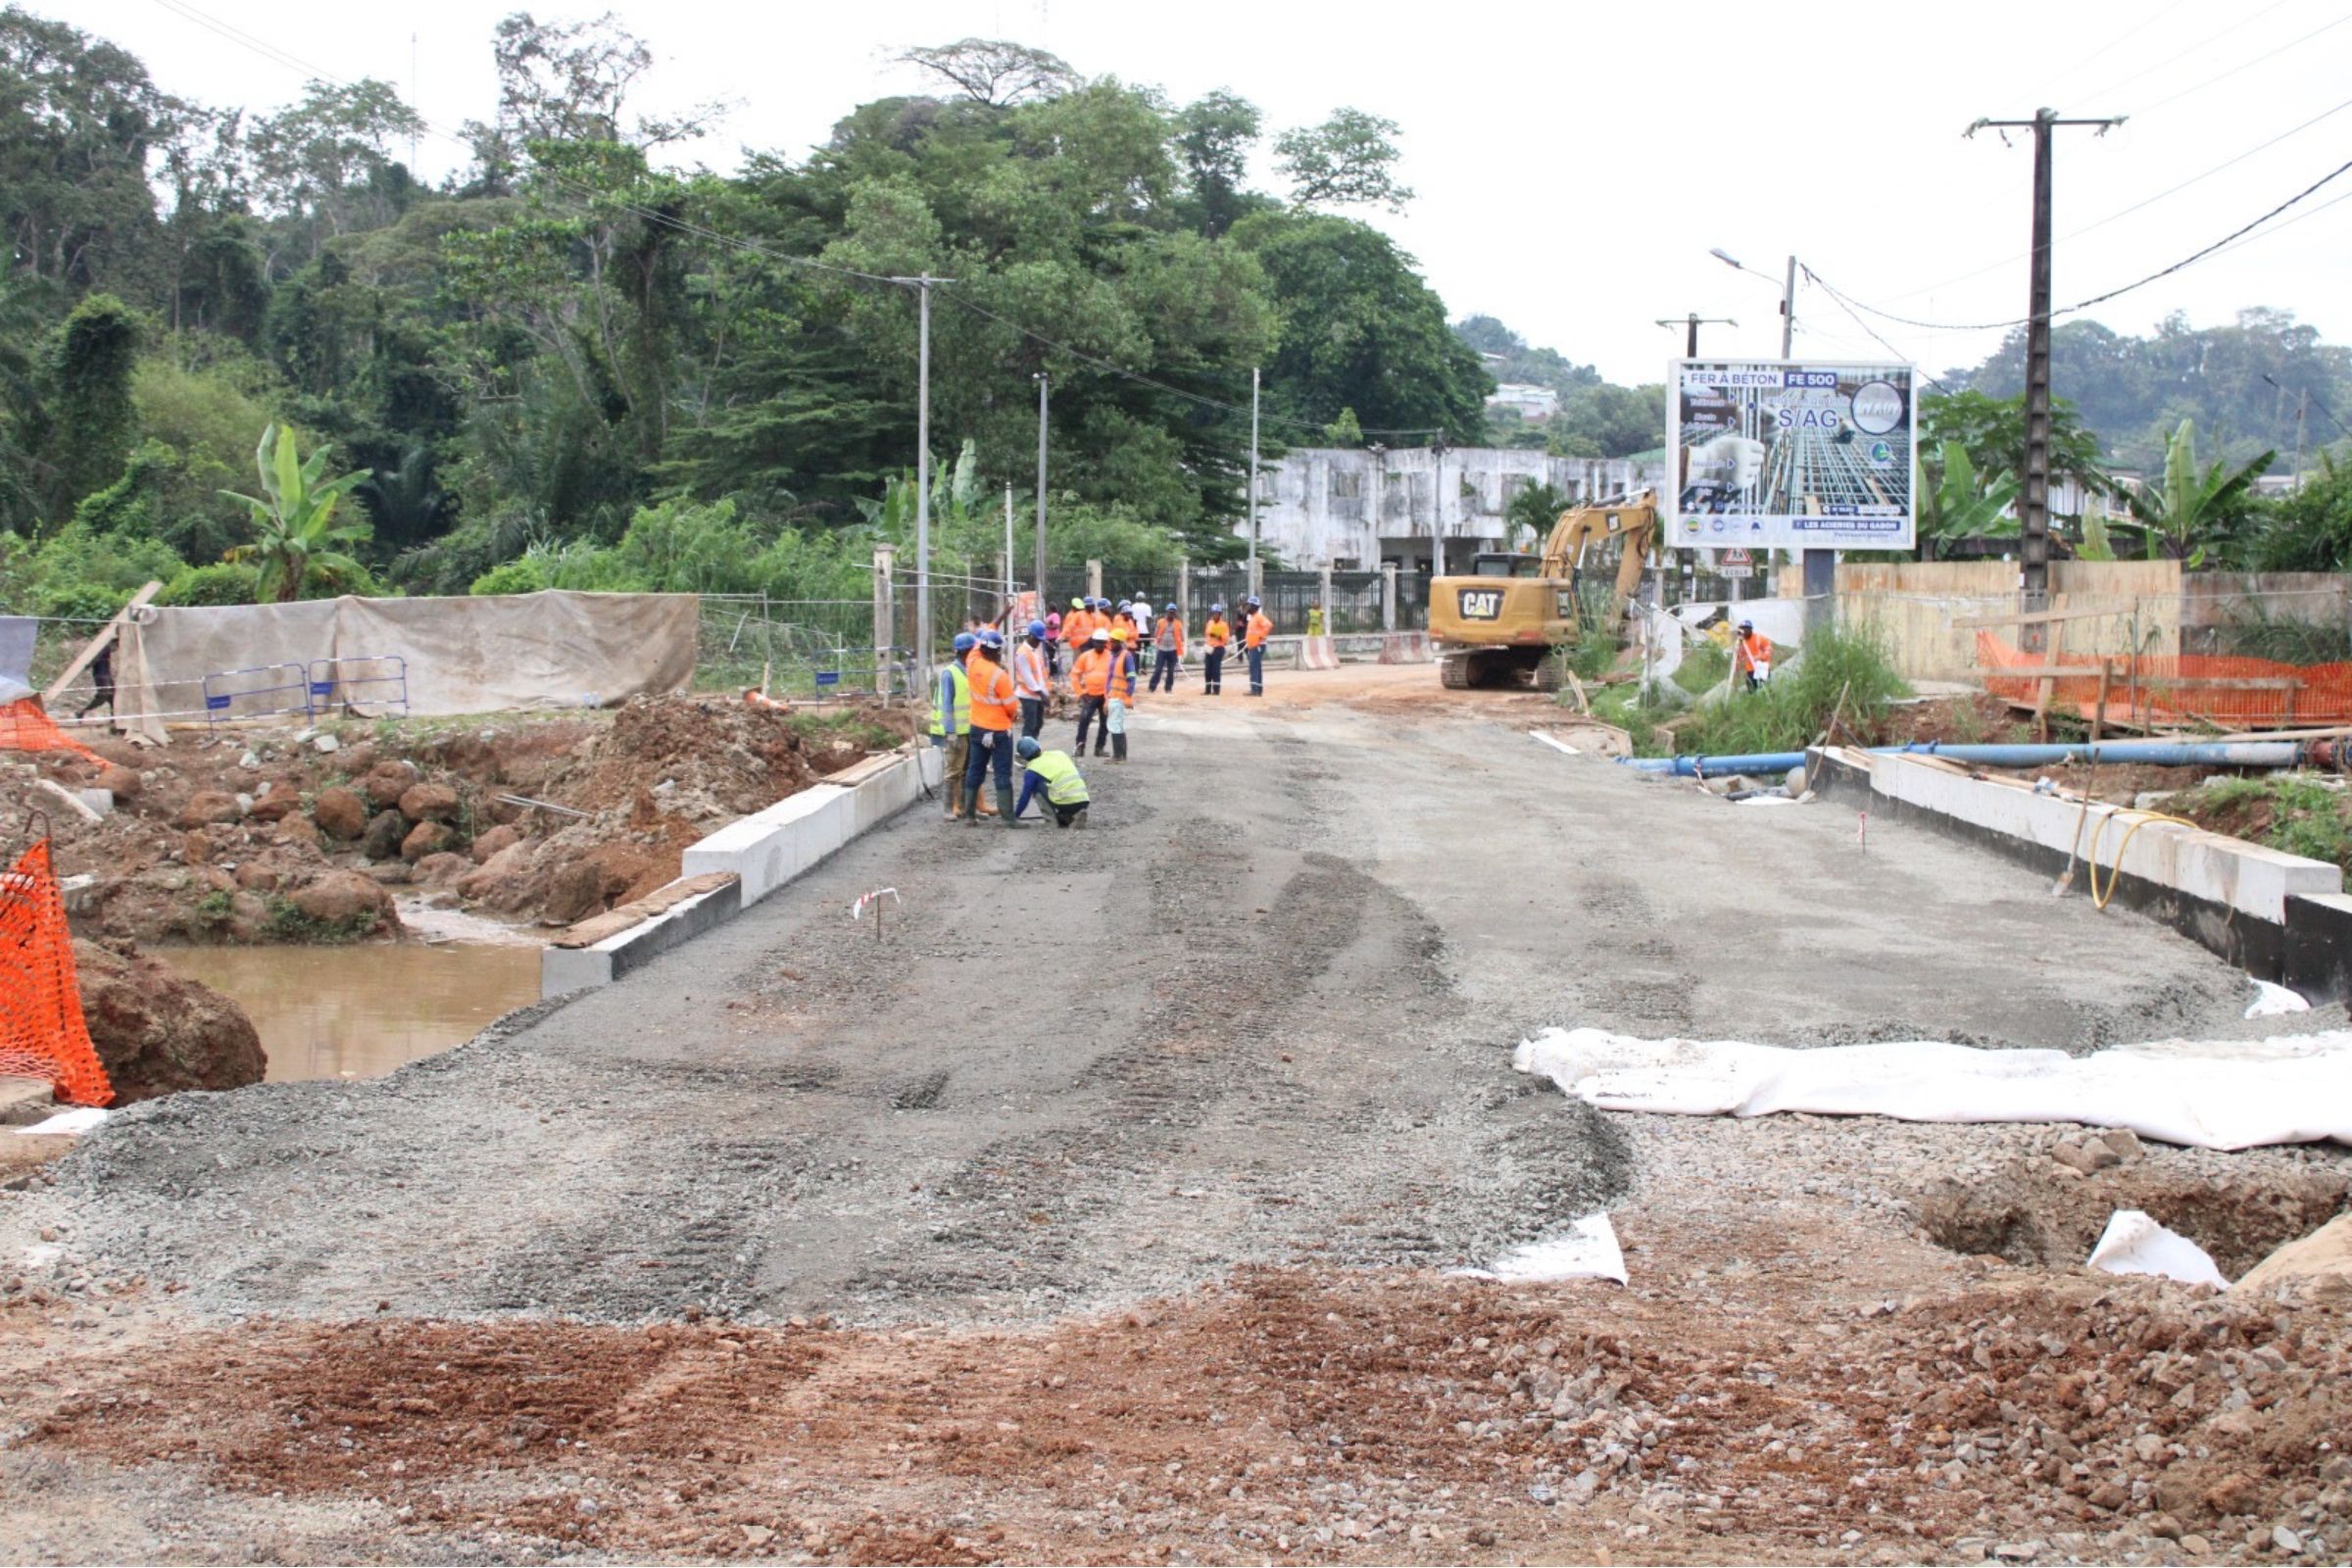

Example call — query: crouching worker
[1013,735,1090,829]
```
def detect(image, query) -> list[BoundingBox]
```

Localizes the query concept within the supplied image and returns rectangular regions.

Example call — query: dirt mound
[13,694,914,942]
[72,939,266,1102]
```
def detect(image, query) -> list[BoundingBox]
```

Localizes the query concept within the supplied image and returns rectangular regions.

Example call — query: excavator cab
[1471,552,1540,578]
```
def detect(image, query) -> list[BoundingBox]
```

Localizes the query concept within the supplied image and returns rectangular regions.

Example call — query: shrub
[1651,623,1908,760]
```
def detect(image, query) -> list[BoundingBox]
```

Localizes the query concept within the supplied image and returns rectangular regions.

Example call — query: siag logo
[1457,588,1503,620]
[1850,379,1905,435]
[1869,439,1894,466]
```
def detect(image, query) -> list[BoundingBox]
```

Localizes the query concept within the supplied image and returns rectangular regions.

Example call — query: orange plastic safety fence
[0,840,112,1107]
[0,697,102,762]
[1977,633,2352,728]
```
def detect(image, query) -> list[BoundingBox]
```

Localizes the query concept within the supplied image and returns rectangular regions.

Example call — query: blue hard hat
[952,632,976,653]
[977,626,1004,650]
[1211,602,1225,612]
[1015,735,1042,760]
[1027,619,1048,639]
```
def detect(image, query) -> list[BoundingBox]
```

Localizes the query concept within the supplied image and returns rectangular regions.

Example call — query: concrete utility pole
[1033,372,1050,608]
[1247,367,1260,589]
[1969,110,2124,652]
[1655,315,1735,357]
[891,273,954,676]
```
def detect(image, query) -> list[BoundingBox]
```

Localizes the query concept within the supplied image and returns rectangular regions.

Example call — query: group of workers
[929,593,1276,829]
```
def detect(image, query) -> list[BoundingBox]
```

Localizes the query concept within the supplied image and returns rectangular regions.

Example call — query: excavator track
[1438,651,1473,689]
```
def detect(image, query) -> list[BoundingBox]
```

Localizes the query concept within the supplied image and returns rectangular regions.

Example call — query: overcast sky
[67,0,2352,389]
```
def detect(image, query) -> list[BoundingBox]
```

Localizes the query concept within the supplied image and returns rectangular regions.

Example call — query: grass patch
[1672,642,1729,697]
[1645,625,1909,760]
[2171,774,2352,872]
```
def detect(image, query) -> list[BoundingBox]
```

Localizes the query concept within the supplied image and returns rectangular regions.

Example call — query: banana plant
[2117,418,2274,565]
[1917,440,2020,560]
[220,424,371,603]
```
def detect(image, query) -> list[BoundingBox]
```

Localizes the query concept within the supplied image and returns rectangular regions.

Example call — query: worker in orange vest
[1102,623,1138,761]
[1071,626,1113,757]
[1149,601,1185,692]
[1201,603,1231,696]
[960,627,1021,825]
[1243,595,1273,697]
[1059,597,1092,674]
[1734,618,1773,693]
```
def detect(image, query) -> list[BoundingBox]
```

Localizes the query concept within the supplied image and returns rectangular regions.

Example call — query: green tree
[2117,418,2273,564]
[1917,389,2108,509]
[1234,213,1488,441]
[1171,90,1261,237]
[1274,108,1412,212]
[1322,407,1363,447]
[2242,453,2352,570]
[896,38,1076,106]
[45,292,141,523]
[220,423,369,602]
[1547,383,1663,460]
[0,10,177,291]
[1504,480,1570,545]
[1914,440,2020,560]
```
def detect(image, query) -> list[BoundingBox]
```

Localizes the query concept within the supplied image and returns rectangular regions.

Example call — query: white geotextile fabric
[1450,1213,1628,1284]
[1514,1027,2352,1151]
[2088,1209,2227,1288]
[117,591,699,734]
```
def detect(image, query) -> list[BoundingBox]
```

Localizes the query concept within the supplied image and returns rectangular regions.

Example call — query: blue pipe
[1617,739,2310,777]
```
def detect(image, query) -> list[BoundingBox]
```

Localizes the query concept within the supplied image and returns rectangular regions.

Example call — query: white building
[1243,446,1668,572]
[1485,382,1561,421]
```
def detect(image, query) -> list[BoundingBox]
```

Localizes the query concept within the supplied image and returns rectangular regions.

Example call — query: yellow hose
[2085,809,2202,911]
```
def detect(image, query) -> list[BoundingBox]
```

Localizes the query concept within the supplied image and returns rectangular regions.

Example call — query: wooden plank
[41,580,162,704]
[1949,605,2144,631]
[550,871,737,949]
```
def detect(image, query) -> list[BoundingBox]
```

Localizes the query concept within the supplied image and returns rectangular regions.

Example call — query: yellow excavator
[1427,491,1660,690]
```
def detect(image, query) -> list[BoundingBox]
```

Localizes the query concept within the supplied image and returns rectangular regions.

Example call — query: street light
[1709,247,1794,356]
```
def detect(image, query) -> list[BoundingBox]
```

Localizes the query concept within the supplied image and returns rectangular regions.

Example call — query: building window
[1331,470,1362,499]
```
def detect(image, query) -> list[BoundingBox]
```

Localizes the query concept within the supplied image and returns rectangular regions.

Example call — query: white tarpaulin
[1449,1213,1629,1284]
[115,591,699,735]
[1514,1026,2352,1151]
[2088,1209,2227,1288]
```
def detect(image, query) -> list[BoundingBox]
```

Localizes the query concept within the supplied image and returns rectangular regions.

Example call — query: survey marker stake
[852,887,902,944]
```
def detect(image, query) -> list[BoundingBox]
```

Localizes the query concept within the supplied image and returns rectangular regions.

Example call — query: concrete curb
[1807,745,2350,996]
[539,740,941,1000]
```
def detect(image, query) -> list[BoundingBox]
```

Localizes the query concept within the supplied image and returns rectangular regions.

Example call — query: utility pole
[1247,367,1260,594]
[1004,483,1015,617]
[890,273,954,675]
[1969,109,2124,652]
[1655,315,1735,357]
[1033,372,1050,608]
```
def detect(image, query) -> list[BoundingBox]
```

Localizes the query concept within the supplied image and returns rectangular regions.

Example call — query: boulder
[2053,1137,2122,1175]
[246,784,299,823]
[398,781,461,824]
[271,813,323,853]
[412,851,470,886]
[361,760,418,809]
[400,820,458,862]
[540,856,615,925]
[173,790,242,829]
[179,829,213,864]
[361,808,408,861]
[72,940,266,1103]
[289,869,399,934]
[95,764,142,801]
[224,890,273,944]
[457,841,545,912]
[233,862,279,892]
[313,785,369,841]
[469,822,522,864]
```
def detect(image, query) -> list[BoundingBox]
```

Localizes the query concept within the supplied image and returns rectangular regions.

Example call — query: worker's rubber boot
[996,785,1022,827]
[977,781,999,816]
[945,779,962,820]
[1112,733,1127,762]
[1070,811,1089,831]
[959,780,980,825]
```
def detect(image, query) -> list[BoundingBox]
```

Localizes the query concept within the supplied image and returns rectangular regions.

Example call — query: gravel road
[20,691,2262,1327]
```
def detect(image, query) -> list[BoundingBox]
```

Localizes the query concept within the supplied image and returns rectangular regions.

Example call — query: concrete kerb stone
[1808,744,2347,986]
[542,741,938,999]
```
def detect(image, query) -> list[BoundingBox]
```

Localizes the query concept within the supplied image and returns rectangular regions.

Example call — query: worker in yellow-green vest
[928,630,975,819]
[1012,735,1090,829]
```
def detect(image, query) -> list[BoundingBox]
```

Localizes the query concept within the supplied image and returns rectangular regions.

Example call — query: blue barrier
[306,656,409,717]
[200,663,310,726]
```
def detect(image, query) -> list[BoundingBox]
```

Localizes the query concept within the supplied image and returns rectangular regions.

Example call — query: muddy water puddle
[160,939,543,1082]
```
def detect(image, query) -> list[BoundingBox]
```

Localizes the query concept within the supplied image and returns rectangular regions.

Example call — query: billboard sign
[1666,360,1915,551]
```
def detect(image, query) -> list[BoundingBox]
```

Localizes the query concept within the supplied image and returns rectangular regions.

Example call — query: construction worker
[1060,596,1090,665]
[1102,623,1138,761]
[1043,607,1063,678]
[1734,618,1773,693]
[1243,595,1273,697]
[928,631,976,820]
[960,627,1020,825]
[1071,627,1112,756]
[1013,735,1090,828]
[1150,601,1184,692]
[1201,603,1230,696]
[1132,597,1154,674]
[1014,618,1051,738]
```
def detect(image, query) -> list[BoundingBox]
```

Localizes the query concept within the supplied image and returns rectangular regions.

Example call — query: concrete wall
[1248,446,1667,571]
[1812,560,2187,679]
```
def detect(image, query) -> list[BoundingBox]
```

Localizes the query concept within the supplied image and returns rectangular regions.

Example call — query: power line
[2073,0,2300,104]
[2017,0,2198,101]
[1809,152,2352,332]
[2126,8,2352,116]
